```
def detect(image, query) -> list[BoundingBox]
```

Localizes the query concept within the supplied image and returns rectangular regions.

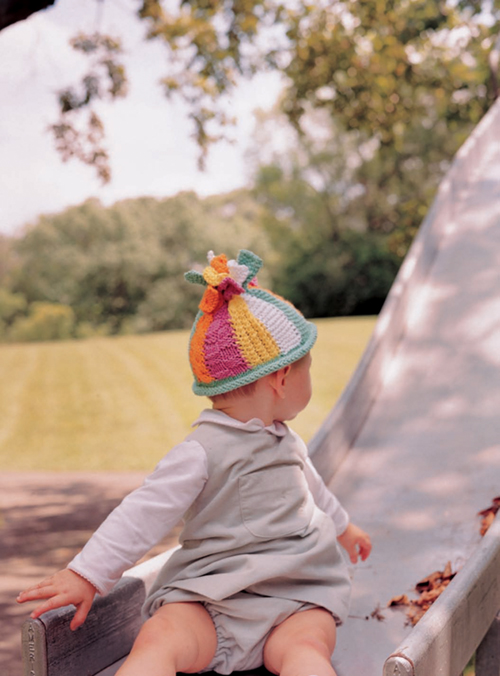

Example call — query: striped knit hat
[185,249,317,396]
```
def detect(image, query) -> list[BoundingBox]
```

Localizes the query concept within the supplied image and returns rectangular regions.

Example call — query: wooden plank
[22,576,145,676]
[22,617,47,676]
[384,516,500,676]
[94,657,126,675]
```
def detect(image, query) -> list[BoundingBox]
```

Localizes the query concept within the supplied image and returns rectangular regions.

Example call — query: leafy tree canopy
[6,1,497,183]
[8,190,271,335]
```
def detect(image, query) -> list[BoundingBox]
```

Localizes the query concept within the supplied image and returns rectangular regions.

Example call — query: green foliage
[271,231,400,318]
[8,190,272,340]
[0,288,28,339]
[0,178,402,341]
[41,0,497,275]
[137,0,285,166]
[50,32,129,184]
[0,233,15,287]
[278,2,496,258]
[48,0,499,185]
[9,302,75,342]
[280,1,493,142]
[464,653,475,675]
[4,3,497,342]
[251,110,400,317]
[0,288,27,323]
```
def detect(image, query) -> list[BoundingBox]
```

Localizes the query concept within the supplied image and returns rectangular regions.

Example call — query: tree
[9,190,271,335]
[250,107,400,316]
[273,230,400,318]
[3,1,497,188]
[0,288,28,338]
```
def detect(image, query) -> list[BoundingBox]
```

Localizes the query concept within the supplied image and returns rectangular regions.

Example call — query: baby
[18,249,371,676]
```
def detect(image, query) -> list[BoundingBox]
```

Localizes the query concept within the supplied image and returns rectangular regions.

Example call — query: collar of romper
[192,409,288,438]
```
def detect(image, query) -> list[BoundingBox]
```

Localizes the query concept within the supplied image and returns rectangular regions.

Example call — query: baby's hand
[17,569,97,630]
[337,522,372,564]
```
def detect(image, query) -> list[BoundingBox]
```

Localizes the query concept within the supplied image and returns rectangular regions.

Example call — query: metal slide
[307,99,500,675]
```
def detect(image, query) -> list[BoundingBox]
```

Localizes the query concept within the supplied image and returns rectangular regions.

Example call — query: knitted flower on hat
[185,249,317,396]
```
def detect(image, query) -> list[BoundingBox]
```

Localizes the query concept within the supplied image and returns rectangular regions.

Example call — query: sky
[0,0,283,236]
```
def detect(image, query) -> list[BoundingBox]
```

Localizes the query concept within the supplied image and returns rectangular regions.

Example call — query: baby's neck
[212,388,276,427]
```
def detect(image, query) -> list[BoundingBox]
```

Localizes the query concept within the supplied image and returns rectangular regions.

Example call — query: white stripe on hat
[243,293,302,355]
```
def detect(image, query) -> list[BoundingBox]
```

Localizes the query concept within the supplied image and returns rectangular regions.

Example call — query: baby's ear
[281,364,292,380]
[268,366,291,398]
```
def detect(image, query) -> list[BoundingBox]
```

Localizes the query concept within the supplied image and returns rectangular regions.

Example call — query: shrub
[9,303,75,342]
[0,288,28,324]
[273,230,400,318]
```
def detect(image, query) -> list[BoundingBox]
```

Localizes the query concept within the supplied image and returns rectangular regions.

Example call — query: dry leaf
[388,562,456,626]
[370,604,386,621]
[419,588,444,604]
[480,511,495,536]
[388,594,410,607]
[442,561,452,579]
[478,496,500,536]
[415,570,442,592]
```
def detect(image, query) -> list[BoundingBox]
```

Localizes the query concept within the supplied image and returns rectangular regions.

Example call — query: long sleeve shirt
[68,410,349,596]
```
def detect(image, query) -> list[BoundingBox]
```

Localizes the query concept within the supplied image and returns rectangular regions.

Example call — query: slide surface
[309,100,500,675]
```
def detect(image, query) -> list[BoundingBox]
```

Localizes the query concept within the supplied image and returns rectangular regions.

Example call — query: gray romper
[144,417,351,674]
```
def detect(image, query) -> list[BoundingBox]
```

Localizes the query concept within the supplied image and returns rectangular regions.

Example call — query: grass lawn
[0,316,376,471]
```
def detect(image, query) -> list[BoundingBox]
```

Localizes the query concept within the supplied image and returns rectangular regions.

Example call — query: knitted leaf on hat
[184,270,207,286]
[237,250,262,288]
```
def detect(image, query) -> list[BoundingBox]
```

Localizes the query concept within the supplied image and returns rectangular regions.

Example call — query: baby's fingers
[358,537,372,561]
[17,579,56,604]
[70,599,93,631]
[344,542,359,564]
[346,544,358,563]
[27,593,69,620]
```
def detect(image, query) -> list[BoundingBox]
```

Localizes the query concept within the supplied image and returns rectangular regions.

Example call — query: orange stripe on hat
[190,313,215,384]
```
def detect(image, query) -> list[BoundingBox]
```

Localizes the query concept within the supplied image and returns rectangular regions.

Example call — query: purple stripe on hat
[204,303,249,380]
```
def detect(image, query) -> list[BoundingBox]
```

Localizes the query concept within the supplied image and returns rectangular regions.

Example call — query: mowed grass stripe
[94,337,199,465]
[0,317,376,471]
[113,331,201,432]
[0,343,39,450]
[3,340,129,469]
[0,335,201,470]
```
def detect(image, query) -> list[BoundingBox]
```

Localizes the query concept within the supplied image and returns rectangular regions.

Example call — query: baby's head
[185,249,316,419]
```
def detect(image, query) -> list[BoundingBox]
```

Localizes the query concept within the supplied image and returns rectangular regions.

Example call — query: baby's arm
[17,439,208,626]
[68,439,208,593]
[17,569,97,630]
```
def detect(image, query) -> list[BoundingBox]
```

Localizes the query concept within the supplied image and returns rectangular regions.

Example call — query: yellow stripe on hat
[228,295,280,367]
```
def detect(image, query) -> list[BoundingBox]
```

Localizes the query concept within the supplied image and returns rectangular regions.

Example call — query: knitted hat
[185,249,317,396]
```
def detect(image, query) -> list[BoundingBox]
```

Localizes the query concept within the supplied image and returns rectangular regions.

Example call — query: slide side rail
[384,515,500,676]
